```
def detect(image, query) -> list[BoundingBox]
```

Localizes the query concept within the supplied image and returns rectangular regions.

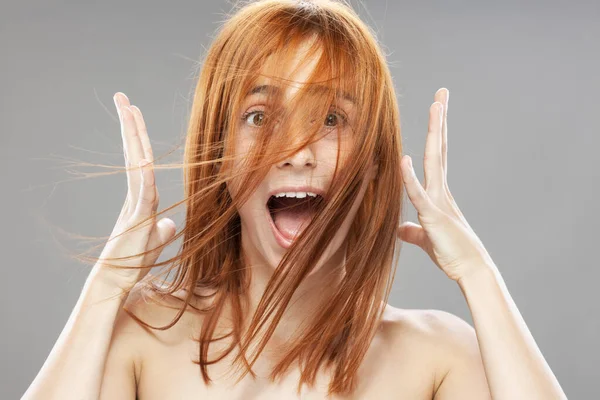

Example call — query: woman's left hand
[398,88,495,282]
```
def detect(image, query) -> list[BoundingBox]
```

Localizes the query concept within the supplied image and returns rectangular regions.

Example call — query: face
[227,38,378,274]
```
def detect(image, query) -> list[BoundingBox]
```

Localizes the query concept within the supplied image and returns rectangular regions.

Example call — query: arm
[22,93,175,399]
[429,264,567,399]
[21,269,137,400]
[434,264,567,399]
[398,88,567,399]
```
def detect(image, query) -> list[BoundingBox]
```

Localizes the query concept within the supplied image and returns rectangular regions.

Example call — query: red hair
[70,0,405,396]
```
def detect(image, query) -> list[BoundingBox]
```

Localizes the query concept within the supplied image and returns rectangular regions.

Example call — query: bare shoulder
[379,304,483,391]
[380,304,478,348]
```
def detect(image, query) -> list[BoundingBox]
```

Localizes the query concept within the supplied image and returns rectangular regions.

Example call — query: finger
[144,217,176,265]
[397,221,426,247]
[120,106,143,203]
[423,101,444,191]
[433,88,465,221]
[114,93,145,202]
[130,105,159,210]
[155,218,176,244]
[130,105,154,162]
[131,159,157,223]
[401,155,434,214]
[434,88,449,182]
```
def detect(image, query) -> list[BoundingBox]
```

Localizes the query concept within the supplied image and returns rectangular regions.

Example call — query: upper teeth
[274,191,318,198]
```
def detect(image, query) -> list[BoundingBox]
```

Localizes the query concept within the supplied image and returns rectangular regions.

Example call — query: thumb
[397,221,426,247]
[155,217,177,244]
[144,217,177,265]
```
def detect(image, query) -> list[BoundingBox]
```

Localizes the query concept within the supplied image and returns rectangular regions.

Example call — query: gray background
[2,0,598,398]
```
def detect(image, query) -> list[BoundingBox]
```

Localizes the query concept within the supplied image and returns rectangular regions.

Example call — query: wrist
[84,267,132,304]
[88,263,142,292]
[456,262,499,290]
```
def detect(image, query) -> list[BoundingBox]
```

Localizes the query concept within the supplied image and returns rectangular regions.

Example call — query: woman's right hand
[93,92,176,291]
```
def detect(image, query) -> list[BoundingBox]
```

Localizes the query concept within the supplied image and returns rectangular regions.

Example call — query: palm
[397,89,493,281]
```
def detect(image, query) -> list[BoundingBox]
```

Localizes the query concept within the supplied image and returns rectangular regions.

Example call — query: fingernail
[113,94,120,109]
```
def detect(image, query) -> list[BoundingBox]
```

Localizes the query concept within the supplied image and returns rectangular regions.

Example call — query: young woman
[23,0,567,399]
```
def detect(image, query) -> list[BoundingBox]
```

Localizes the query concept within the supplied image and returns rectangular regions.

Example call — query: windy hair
[71,0,405,396]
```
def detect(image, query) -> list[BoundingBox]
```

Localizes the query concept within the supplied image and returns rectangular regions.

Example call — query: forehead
[245,38,356,105]
[260,37,322,85]
[245,83,356,106]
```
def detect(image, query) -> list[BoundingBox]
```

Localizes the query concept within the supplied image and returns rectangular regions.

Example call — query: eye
[324,109,348,128]
[241,107,349,129]
[241,110,266,127]
[320,106,349,129]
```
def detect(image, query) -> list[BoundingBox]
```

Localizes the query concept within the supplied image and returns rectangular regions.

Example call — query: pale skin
[23,41,567,399]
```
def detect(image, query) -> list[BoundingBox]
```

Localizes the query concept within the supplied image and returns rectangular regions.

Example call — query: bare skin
[99,284,488,400]
[25,41,492,399]
[24,33,566,400]
[98,56,490,398]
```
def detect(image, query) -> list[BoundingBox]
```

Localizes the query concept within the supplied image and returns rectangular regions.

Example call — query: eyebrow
[246,84,356,105]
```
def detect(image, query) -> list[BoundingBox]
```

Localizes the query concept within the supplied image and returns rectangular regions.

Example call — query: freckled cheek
[317,140,352,169]
[229,136,255,167]
[227,137,259,199]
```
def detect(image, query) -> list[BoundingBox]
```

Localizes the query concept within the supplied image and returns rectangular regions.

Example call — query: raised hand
[397,88,494,282]
[94,92,176,291]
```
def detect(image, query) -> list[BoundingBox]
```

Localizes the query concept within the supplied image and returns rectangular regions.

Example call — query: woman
[23,0,567,399]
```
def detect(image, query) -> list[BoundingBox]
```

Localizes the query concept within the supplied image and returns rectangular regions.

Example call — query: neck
[238,232,347,363]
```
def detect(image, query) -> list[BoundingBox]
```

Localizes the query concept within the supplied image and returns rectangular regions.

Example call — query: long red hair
[72,0,405,396]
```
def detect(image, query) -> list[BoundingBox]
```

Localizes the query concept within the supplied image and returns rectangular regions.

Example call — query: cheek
[233,135,255,166]
[227,135,256,198]
[236,195,268,237]
[318,135,353,169]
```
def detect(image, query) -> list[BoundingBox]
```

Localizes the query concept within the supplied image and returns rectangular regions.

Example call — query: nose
[276,145,316,170]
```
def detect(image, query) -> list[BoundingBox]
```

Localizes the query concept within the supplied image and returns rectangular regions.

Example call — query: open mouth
[265,194,324,245]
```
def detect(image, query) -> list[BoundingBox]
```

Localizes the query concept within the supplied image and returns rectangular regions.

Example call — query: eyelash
[240,106,348,129]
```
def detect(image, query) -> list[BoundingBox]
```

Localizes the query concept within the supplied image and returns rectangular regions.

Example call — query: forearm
[457,264,567,400]
[22,268,129,400]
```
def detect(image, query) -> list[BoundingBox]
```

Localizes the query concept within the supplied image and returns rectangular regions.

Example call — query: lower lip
[265,206,294,249]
